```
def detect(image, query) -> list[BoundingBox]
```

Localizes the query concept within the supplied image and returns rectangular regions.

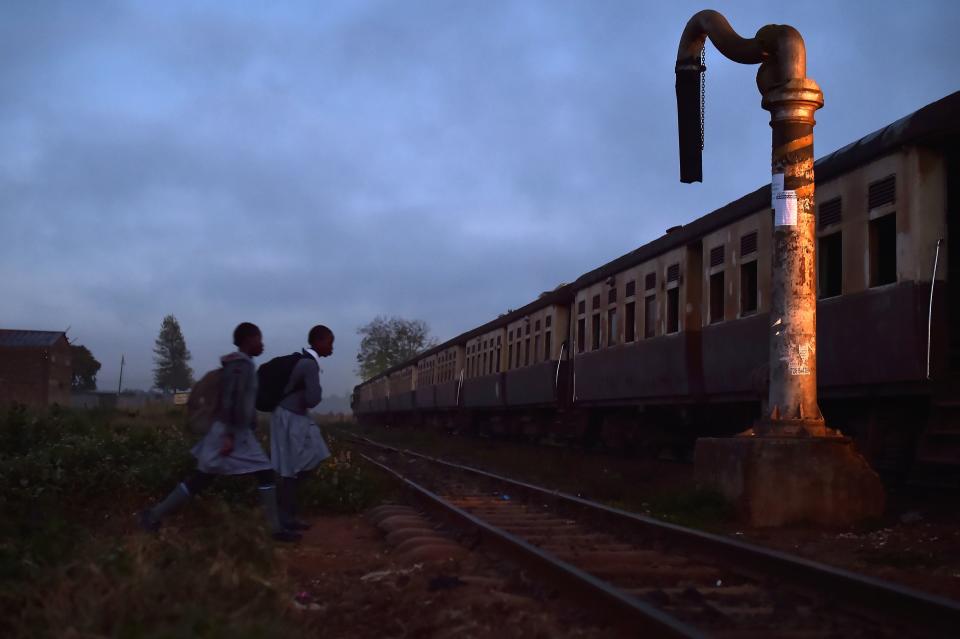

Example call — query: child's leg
[254,470,301,542]
[140,471,215,531]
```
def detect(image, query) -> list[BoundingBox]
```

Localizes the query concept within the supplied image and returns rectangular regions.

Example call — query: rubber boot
[258,485,302,542]
[139,482,191,532]
[279,476,311,531]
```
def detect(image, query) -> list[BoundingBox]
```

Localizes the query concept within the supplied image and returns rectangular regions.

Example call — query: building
[0,329,72,408]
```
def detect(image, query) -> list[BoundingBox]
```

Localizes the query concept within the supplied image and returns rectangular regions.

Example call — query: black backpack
[255,352,306,412]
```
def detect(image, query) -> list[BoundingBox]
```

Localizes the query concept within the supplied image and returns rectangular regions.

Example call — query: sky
[1,1,957,397]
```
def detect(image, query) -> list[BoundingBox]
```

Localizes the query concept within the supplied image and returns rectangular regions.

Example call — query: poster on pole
[775,190,798,227]
[771,172,784,209]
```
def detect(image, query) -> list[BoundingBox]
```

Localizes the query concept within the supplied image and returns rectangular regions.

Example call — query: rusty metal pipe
[675,12,826,437]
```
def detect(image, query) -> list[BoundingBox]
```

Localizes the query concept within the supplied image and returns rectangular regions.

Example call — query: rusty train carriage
[353,93,960,473]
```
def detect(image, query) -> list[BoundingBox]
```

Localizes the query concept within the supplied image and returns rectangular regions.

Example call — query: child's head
[233,322,264,356]
[308,325,334,357]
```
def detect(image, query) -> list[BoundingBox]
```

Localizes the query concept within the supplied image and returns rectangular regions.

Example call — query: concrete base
[694,435,885,527]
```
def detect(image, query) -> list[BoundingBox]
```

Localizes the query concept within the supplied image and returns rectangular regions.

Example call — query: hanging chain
[699,45,706,151]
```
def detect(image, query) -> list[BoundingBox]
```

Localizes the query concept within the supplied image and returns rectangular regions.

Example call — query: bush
[0,405,389,639]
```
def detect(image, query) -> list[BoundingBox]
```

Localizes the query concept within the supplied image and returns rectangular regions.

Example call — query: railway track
[345,434,960,638]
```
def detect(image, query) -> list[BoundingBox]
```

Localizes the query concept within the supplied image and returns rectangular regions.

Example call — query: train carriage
[354,92,960,475]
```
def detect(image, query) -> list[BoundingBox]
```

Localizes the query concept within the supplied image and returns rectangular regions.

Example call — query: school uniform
[270,349,331,478]
[270,348,331,529]
[141,350,298,541]
[191,351,272,475]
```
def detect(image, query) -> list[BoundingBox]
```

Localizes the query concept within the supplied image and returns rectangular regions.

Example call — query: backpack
[255,352,306,412]
[186,369,223,436]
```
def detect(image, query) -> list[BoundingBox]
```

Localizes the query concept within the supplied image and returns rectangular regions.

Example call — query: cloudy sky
[2,1,956,397]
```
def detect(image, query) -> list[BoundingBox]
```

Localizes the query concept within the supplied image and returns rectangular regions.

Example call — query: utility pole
[117,354,125,396]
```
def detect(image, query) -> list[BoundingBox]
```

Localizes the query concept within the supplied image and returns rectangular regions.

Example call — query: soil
[730,487,960,601]
[280,514,626,638]
[341,425,960,603]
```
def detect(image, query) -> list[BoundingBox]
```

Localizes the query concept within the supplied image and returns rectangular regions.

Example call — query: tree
[356,316,437,380]
[70,344,101,391]
[153,315,194,392]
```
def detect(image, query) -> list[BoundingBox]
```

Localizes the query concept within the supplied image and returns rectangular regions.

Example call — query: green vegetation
[0,404,388,638]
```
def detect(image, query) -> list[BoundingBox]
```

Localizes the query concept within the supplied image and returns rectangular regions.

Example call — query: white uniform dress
[192,351,273,475]
[270,349,331,478]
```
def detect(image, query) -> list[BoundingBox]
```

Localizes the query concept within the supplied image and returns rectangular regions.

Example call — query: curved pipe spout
[674,10,810,182]
[676,9,807,90]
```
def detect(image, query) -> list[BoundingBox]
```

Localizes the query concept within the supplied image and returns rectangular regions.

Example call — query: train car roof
[357,90,959,387]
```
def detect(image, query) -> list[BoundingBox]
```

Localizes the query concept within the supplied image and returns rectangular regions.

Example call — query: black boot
[279,476,311,531]
[258,485,302,543]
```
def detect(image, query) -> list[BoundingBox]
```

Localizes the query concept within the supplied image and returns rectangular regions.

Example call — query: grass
[0,404,390,639]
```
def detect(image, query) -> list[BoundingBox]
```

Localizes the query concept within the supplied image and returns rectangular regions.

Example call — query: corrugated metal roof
[0,330,68,348]
[358,91,960,387]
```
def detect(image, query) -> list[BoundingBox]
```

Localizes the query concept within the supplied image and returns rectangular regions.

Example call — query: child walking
[140,322,301,542]
[269,325,334,530]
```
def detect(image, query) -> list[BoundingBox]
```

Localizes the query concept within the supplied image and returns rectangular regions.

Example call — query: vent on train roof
[645,273,656,291]
[819,197,842,229]
[667,263,680,282]
[740,231,758,256]
[868,175,896,210]
[709,246,725,268]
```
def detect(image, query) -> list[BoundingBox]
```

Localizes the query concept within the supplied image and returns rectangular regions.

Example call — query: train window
[818,232,842,298]
[578,300,585,315]
[577,318,586,353]
[666,288,680,334]
[868,175,896,210]
[741,260,758,314]
[525,338,531,365]
[544,331,551,359]
[740,231,758,256]
[625,301,636,342]
[591,313,601,350]
[818,197,842,229]
[870,214,897,287]
[667,263,680,283]
[508,344,513,369]
[626,280,636,297]
[534,335,540,362]
[644,294,656,338]
[607,308,618,346]
[709,246,725,268]
[592,294,601,310]
[709,272,724,324]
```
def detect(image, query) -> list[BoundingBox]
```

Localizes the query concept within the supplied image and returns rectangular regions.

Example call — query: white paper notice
[775,190,798,227]
[771,172,784,209]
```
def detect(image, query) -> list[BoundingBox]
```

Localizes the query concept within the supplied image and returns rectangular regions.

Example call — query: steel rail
[347,434,960,637]
[357,450,707,639]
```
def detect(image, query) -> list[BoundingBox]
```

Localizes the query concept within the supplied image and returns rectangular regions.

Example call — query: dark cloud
[1,0,956,394]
